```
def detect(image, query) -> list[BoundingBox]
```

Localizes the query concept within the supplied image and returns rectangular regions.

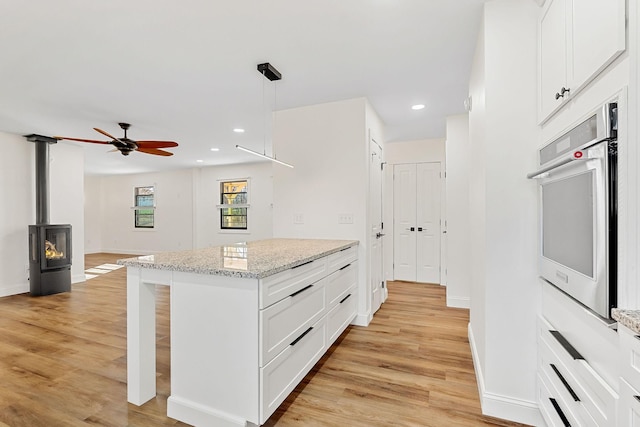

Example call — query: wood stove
[25,134,73,296]
[29,224,72,295]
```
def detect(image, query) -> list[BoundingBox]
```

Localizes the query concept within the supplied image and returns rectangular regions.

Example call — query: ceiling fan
[54,122,178,156]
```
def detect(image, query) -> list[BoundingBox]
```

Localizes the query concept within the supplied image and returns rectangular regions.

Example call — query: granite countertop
[612,308,640,334]
[117,238,358,279]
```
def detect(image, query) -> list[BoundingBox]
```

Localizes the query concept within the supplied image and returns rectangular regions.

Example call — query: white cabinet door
[539,0,569,120]
[571,0,626,90]
[538,0,626,122]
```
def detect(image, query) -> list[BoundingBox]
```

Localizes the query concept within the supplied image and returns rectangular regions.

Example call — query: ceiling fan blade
[93,127,123,142]
[53,136,111,144]
[136,147,174,156]
[136,140,179,149]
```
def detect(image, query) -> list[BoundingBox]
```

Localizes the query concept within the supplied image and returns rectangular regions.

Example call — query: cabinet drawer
[619,378,640,427]
[327,245,357,271]
[259,257,328,309]
[539,316,618,426]
[260,317,327,424]
[620,324,640,392]
[538,372,580,427]
[539,339,598,426]
[327,286,357,344]
[326,261,358,309]
[260,279,326,367]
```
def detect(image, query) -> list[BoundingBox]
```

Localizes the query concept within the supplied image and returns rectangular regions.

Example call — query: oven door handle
[527,156,587,179]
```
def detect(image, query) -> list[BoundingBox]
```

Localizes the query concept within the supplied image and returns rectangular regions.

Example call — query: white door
[393,164,417,281]
[393,162,442,284]
[416,163,441,283]
[369,138,385,314]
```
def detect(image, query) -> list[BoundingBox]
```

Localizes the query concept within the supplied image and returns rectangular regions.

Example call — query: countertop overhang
[117,238,359,279]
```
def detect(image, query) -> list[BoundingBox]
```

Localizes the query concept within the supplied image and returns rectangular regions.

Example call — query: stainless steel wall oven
[528,103,617,319]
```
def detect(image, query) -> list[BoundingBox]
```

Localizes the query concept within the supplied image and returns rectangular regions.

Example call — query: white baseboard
[447,295,470,309]
[353,312,371,327]
[468,323,543,426]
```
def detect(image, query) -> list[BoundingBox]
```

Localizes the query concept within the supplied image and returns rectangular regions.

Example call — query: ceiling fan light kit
[54,122,179,157]
[236,62,294,168]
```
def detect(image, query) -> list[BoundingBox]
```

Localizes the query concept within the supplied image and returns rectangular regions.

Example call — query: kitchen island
[119,238,359,427]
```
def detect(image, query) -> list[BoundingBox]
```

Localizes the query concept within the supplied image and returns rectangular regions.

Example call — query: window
[134,186,155,228]
[220,180,248,230]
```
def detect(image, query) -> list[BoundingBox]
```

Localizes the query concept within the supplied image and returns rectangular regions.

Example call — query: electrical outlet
[293,213,304,224]
[338,213,354,224]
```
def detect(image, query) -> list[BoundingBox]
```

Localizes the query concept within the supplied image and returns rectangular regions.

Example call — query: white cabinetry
[538,0,626,121]
[618,324,640,426]
[166,245,359,426]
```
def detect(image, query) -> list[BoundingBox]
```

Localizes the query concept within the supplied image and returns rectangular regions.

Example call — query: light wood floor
[0,253,530,427]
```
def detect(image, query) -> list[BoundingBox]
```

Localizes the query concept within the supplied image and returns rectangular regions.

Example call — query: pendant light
[236,62,294,168]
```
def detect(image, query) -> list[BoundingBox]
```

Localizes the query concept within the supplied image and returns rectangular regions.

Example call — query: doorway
[369,138,385,314]
[393,162,442,283]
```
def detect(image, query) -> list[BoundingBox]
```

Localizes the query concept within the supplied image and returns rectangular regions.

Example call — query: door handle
[417,227,423,232]
[375,232,385,239]
[406,227,415,232]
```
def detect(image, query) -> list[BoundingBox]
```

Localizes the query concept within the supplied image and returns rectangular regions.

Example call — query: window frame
[133,185,156,229]
[217,178,250,233]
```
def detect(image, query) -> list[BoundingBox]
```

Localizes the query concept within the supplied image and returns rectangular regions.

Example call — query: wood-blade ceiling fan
[55,122,178,156]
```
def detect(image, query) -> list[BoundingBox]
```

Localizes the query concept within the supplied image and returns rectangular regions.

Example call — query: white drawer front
[619,378,640,427]
[260,317,327,424]
[539,316,618,426]
[327,245,357,271]
[620,324,640,392]
[539,339,598,426]
[327,287,357,344]
[260,279,326,367]
[326,261,358,309]
[538,373,580,427]
[259,257,328,309]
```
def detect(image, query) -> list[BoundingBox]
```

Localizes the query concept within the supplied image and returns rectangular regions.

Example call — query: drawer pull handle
[292,260,313,269]
[634,335,640,341]
[339,294,352,304]
[550,330,584,360]
[290,284,313,298]
[340,247,351,252]
[549,398,571,427]
[290,327,313,346]
[634,395,640,403]
[339,263,351,271]
[550,364,580,402]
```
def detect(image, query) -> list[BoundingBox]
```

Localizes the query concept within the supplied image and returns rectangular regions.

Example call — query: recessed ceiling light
[412,104,425,110]
[196,159,204,163]
[210,148,220,152]
[233,128,245,133]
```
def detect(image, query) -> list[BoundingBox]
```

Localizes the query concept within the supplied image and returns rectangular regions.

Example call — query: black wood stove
[25,134,72,296]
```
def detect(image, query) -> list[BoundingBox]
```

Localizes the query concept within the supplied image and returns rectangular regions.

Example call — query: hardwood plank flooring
[0,254,530,426]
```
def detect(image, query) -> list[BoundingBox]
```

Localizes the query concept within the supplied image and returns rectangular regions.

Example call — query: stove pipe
[24,134,58,224]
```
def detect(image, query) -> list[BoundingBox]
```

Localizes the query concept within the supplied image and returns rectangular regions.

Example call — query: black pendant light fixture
[236,62,294,168]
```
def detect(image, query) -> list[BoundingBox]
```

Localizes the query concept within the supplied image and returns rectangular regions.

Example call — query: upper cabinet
[538,0,626,122]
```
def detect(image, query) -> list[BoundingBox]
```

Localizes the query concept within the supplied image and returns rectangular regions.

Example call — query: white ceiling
[0,0,484,175]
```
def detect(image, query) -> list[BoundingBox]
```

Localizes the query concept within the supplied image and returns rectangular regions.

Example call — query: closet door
[393,163,442,283]
[416,163,441,284]
[393,164,417,282]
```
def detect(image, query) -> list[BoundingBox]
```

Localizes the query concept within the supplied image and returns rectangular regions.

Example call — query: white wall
[193,162,274,248]
[444,115,471,308]
[85,162,274,254]
[50,142,86,283]
[467,1,541,425]
[0,133,85,297]
[272,97,377,325]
